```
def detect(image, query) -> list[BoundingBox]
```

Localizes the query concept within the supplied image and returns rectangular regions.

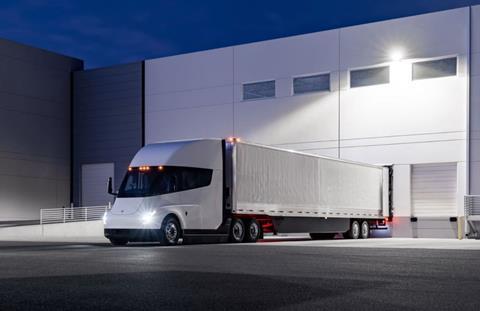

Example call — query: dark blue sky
[1,0,480,68]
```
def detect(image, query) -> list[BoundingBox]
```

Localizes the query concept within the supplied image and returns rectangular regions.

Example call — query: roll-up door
[81,163,114,206]
[411,163,457,217]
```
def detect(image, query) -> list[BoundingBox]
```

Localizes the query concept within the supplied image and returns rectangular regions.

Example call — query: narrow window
[243,80,275,100]
[350,66,390,88]
[293,73,330,94]
[412,57,457,80]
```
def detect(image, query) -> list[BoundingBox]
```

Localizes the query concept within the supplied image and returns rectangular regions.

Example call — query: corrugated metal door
[411,163,457,217]
[81,163,114,206]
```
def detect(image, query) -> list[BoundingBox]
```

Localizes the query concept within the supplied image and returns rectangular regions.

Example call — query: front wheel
[159,216,181,246]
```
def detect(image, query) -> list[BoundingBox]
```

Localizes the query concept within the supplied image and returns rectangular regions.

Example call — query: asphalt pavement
[0,240,479,310]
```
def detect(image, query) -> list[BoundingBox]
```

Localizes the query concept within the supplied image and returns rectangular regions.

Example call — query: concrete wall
[0,39,83,221]
[73,62,143,206]
[0,220,107,242]
[470,5,480,194]
[146,8,468,162]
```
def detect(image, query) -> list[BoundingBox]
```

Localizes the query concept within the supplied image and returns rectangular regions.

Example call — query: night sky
[1,0,480,68]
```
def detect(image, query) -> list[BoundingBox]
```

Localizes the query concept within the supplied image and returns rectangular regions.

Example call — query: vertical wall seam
[141,61,146,147]
[69,70,75,205]
[232,47,235,136]
[338,28,341,159]
[467,6,472,195]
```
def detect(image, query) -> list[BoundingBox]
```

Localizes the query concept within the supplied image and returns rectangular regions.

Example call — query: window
[117,166,213,198]
[293,73,330,94]
[412,57,457,80]
[243,80,275,100]
[350,66,390,88]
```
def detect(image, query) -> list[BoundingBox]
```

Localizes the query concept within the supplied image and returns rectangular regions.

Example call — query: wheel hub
[165,222,178,243]
[233,222,243,240]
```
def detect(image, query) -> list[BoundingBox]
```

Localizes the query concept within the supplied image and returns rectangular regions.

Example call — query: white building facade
[141,6,480,238]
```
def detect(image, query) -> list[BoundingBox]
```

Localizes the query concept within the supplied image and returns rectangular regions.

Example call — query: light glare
[390,50,403,62]
[141,210,156,225]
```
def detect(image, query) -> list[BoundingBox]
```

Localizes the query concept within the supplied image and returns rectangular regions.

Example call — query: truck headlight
[141,210,156,225]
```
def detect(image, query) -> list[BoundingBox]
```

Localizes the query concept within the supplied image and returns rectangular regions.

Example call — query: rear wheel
[345,220,360,239]
[159,216,181,246]
[360,220,370,239]
[229,218,245,243]
[109,239,128,246]
[244,219,262,243]
[309,233,336,240]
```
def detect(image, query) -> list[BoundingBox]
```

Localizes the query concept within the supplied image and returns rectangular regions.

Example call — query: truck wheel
[244,219,262,243]
[309,233,335,240]
[229,218,245,243]
[159,216,181,246]
[345,220,360,239]
[109,239,128,246]
[360,220,370,239]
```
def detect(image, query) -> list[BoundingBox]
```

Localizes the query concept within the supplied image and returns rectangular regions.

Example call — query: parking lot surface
[0,239,479,310]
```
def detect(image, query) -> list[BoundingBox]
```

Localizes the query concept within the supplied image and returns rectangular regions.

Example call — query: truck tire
[360,220,370,239]
[109,239,128,246]
[309,233,335,240]
[159,216,181,246]
[244,219,262,243]
[229,218,245,243]
[345,220,360,239]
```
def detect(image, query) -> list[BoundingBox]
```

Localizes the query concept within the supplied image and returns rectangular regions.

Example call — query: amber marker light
[227,137,241,143]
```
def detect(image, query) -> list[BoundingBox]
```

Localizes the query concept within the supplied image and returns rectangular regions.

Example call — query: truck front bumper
[104,228,163,242]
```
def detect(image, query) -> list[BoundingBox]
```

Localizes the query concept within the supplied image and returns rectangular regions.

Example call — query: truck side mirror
[107,177,117,196]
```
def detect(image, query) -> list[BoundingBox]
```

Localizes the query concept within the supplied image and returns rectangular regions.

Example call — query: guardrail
[40,205,109,225]
[465,195,480,239]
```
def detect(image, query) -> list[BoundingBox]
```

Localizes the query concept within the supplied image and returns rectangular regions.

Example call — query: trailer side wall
[234,143,384,219]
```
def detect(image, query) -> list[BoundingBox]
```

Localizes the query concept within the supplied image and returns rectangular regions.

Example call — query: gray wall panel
[470,5,480,194]
[0,39,83,221]
[73,62,142,206]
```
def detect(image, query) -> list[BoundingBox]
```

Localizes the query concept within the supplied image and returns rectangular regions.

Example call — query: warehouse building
[1,6,480,238]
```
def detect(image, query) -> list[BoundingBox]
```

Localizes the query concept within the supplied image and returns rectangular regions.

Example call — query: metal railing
[40,205,109,225]
[465,195,480,239]
[465,195,480,217]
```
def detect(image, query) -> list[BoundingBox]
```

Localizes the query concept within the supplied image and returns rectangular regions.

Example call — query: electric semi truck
[104,138,391,246]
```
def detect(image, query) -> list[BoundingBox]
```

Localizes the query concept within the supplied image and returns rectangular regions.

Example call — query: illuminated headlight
[102,212,108,225]
[141,210,156,225]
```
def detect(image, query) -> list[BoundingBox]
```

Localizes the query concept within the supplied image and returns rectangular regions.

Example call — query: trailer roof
[146,138,385,170]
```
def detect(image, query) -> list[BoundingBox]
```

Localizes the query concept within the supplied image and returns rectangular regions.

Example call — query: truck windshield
[117,166,213,198]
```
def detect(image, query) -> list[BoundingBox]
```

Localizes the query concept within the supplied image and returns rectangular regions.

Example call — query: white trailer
[104,138,391,246]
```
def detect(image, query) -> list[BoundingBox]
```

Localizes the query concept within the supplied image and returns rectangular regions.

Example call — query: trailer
[103,138,391,246]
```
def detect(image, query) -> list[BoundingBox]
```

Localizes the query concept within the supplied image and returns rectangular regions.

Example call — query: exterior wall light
[390,50,404,62]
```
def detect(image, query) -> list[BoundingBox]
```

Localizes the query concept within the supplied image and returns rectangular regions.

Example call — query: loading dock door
[411,163,457,217]
[81,163,114,206]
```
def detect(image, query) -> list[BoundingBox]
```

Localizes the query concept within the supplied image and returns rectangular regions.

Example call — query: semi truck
[104,138,391,246]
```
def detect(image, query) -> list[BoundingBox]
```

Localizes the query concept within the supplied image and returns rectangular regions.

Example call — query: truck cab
[103,139,225,245]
